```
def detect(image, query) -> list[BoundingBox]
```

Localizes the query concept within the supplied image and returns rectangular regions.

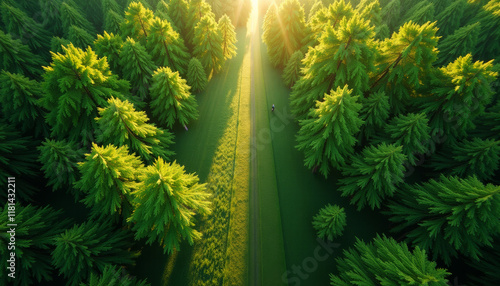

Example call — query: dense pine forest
[0,0,499,285]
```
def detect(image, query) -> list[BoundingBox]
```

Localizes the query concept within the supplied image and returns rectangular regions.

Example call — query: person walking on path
[272,104,275,112]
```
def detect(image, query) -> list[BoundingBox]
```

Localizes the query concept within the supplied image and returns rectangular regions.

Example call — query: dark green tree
[96,97,175,163]
[50,36,71,54]
[186,57,208,93]
[0,30,45,79]
[193,15,224,74]
[436,22,480,66]
[388,175,500,265]
[101,0,121,15]
[356,0,383,34]
[128,158,211,254]
[40,44,131,146]
[282,50,303,88]
[218,14,237,61]
[185,0,214,51]
[52,221,137,286]
[39,0,63,35]
[104,10,124,35]
[474,0,500,60]
[0,71,47,136]
[0,205,70,286]
[82,265,150,286]
[296,86,364,177]
[60,1,95,36]
[120,37,156,100]
[308,0,324,22]
[330,235,450,285]
[147,17,190,75]
[150,67,199,129]
[402,1,435,25]
[167,0,189,36]
[312,204,346,240]
[436,0,466,36]
[339,143,406,210]
[94,32,123,74]
[262,2,278,48]
[473,101,500,141]
[121,1,154,44]
[359,91,390,140]
[68,25,94,48]
[381,0,400,32]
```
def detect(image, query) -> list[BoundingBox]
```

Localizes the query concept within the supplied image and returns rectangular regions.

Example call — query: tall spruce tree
[290,12,376,119]
[282,50,303,88]
[381,0,401,32]
[330,235,450,285]
[94,32,123,75]
[167,0,189,36]
[150,67,199,129]
[312,204,346,240]
[193,15,225,74]
[60,1,96,37]
[68,25,94,48]
[0,205,70,286]
[436,22,480,66]
[262,2,278,49]
[75,143,143,220]
[120,37,156,100]
[121,1,154,44]
[185,0,214,51]
[40,44,131,146]
[50,36,71,54]
[402,1,435,25]
[186,57,208,93]
[0,71,48,137]
[218,14,237,61]
[473,0,500,60]
[39,0,63,36]
[104,10,124,35]
[0,30,45,79]
[52,221,137,286]
[359,91,390,140]
[428,138,500,181]
[96,97,175,163]
[128,158,211,254]
[339,143,406,210]
[296,86,364,177]
[388,175,500,265]
[147,17,190,75]
[436,0,466,37]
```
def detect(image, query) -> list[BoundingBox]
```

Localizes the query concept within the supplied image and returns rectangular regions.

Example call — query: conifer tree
[126,0,152,10]
[339,143,406,210]
[185,0,214,51]
[330,235,450,285]
[193,15,225,74]
[381,0,400,32]
[436,0,466,37]
[282,50,303,88]
[308,0,324,22]
[39,0,63,36]
[290,13,376,119]
[0,71,48,137]
[0,2,50,55]
[384,113,431,166]
[296,86,364,177]
[388,175,500,265]
[436,22,480,66]
[120,37,156,100]
[167,0,189,36]
[262,3,278,49]
[356,0,382,28]
[402,1,435,25]
[52,221,137,286]
[128,158,211,254]
[147,17,190,75]
[101,0,121,15]
[38,139,84,198]
[40,44,131,146]
[156,1,174,27]
[473,101,500,141]
[312,204,346,240]
[75,143,143,220]
[82,265,150,286]
[68,25,94,48]
[429,138,500,181]
[302,4,328,49]
[0,30,45,79]
[104,10,124,35]
[206,0,224,20]
[50,36,71,54]
[150,67,199,128]
[218,14,237,61]
[94,32,123,74]
[0,205,70,286]
[359,91,390,140]
[96,97,175,163]
[60,1,96,36]
[474,0,500,60]
[121,1,154,44]
[422,54,497,140]
[370,21,439,113]
[187,57,208,93]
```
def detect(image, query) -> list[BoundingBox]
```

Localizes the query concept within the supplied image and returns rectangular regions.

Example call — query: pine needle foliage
[193,14,225,74]
[388,175,500,265]
[40,44,131,146]
[0,30,45,79]
[39,0,63,35]
[402,1,435,26]
[185,0,215,51]
[384,113,431,166]
[38,139,84,198]
[68,25,94,49]
[121,1,154,44]
[50,36,71,55]
[96,97,175,163]
[339,143,406,210]
[436,22,480,66]
[282,50,303,88]
[82,265,150,286]
[308,0,324,22]
[312,204,346,240]
[472,101,500,141]
[94,32,123,75]
[218,14,237,61]
[186,57,208,93]
[128,158,211,254]
[167,0,189,36]
[262,3,278,47]
[290,12,376,119]
[381,0,401,32]
[147,17,190,75]
[75,143,143,220]
[52,220,137,286]
[104,9,124,35]
[428,138,500,181]
[0,71,48,137]
[436,0,466,37]
[474,0,500,60]
[0,204,70,286]
[296,86,364,177]
[150,66,199,129]
[422,54,498,140]
[330,234,450,285]
[120,37,156,100]
[101,0,121,15]
[359,91,390,140]
[60,1,96,37]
